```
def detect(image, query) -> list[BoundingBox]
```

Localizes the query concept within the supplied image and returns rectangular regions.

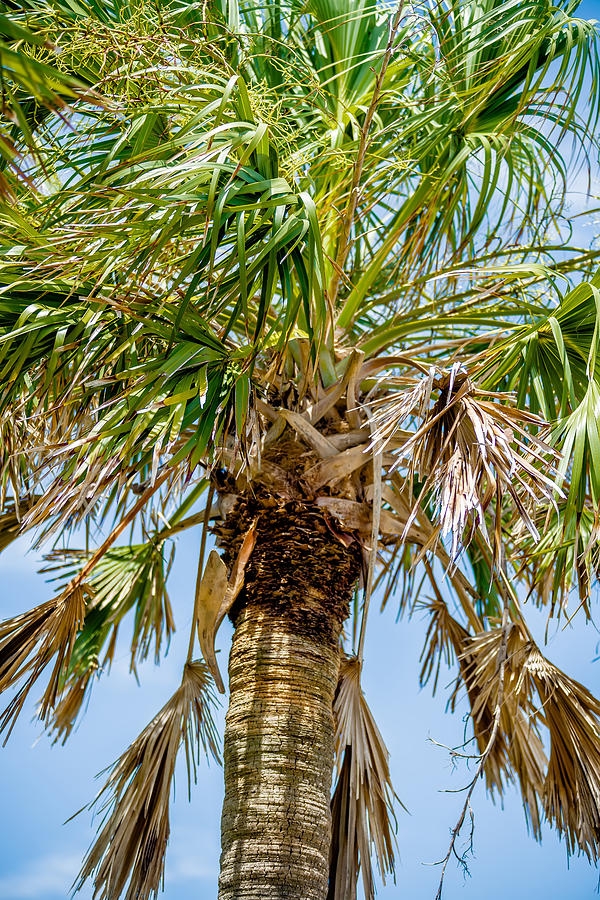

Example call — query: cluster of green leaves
[0,0,597,531]
[1,0,600,895]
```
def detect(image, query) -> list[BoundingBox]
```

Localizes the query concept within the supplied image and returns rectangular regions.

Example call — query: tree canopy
[1,1,600,898]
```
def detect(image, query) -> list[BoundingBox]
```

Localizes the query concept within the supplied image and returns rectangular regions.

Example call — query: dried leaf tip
[525,646,600,861]
[329,656,397,900]
[0,585,86,740]
[75,660,220,900]
[371,366,559,561]
[454,621,600,859]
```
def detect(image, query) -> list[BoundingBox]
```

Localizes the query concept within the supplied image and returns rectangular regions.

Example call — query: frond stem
[329,1,405,309]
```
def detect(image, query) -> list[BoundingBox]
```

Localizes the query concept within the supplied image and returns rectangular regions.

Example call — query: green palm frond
[0,0,599,896]
[43,537,175,740]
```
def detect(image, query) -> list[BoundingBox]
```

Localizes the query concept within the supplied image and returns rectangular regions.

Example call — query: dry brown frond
[419,604,547,833]
[48,663,100,744]
[0,586,86,739]
[460,624,547,825]
[464,627,600,854]
[418,594,475,695]
[75,660,220,900]
[371,367,558,561]
[0,504,24,553]
[329,656,396,900]
[523,645,600,859]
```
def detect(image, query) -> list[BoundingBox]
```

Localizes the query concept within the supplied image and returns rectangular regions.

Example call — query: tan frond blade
[524,646,600,859]
[74,660,220,900]
[195,522,256,694]
[304,445,371,492]
[371,367,558,561]
[279,408,338,458]
[0,586,86,739]
[48,663,98,745]
[419,596,511,792]
[420,604,547,828]
[329,656,396,900]
[418,595,472,695]
[459,624,547,807]
[195,549,228,693]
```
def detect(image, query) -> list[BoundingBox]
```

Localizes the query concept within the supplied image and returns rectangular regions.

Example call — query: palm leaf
[328,655,396,900]
[75,660,219,900]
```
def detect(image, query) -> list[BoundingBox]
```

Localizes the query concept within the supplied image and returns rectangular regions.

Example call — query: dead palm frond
[452,618,600,857]
[74,660,220,900]
[0,585,86,739]
[420,602,547,832]
[459,624,547,823]
[372,367,559,560]
[329,655,396,900]
[523,645,600,860]
[49,663,99,744]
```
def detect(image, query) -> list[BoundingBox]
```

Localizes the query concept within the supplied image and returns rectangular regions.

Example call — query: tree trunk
[217,501,361,900]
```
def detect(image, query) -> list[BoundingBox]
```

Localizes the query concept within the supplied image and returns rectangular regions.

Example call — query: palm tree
[1,0,600,898]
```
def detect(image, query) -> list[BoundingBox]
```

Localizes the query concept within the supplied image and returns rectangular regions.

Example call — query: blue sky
[3,526,600,900]
[2,1,600,898]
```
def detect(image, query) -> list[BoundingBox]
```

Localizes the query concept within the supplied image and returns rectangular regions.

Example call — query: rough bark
[217,502,361,900]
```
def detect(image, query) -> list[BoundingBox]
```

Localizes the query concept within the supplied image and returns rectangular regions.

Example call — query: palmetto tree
[2,0,600,897]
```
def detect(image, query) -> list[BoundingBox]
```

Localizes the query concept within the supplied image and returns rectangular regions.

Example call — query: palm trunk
[217,501,361,900]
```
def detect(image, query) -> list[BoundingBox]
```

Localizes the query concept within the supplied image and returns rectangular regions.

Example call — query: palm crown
[1,1,600,898]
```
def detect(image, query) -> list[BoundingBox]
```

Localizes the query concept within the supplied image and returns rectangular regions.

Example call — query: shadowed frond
[42,535,176,742]
[329,655,396,900]
[0,501,31,552]
[372,366,559,560]
[74,660,220,900]
[0,585,86,739]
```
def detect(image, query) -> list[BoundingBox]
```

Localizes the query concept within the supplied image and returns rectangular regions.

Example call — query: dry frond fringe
[419,601,547,835]
[74,660,220,900]
[0,586,86,740]
[523,645,600,859]
[460,625,547,833]
[328,656,396,900]
[456,620,600,855]
[48,664,99,744]
[371,366,558,562]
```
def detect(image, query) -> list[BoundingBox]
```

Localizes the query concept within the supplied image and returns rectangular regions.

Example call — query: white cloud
[0,853,82,899]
